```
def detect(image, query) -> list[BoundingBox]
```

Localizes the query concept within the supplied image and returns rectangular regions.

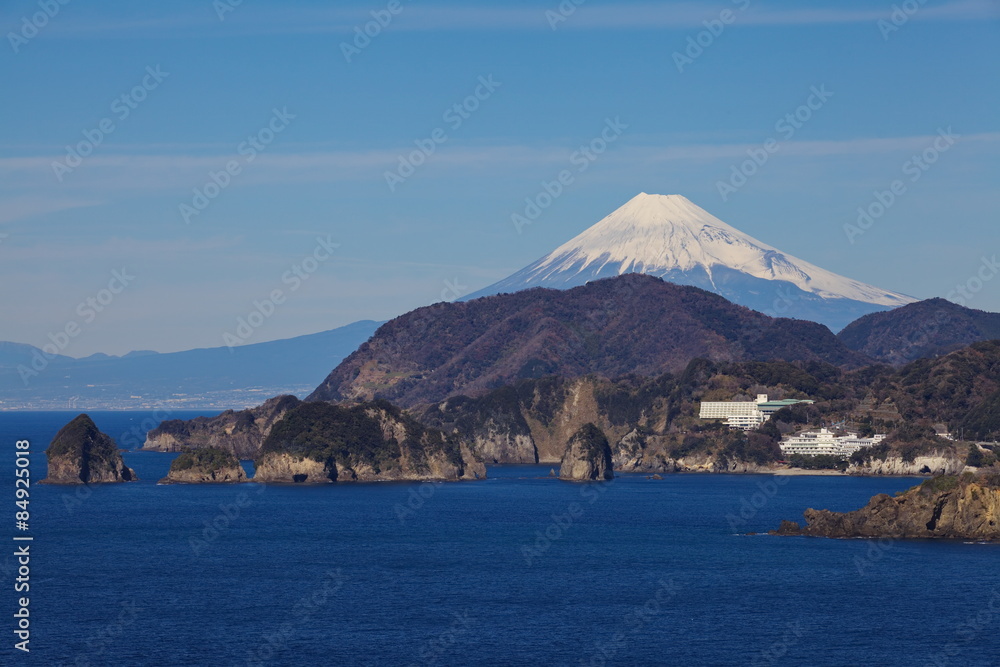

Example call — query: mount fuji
[465,193,916,331]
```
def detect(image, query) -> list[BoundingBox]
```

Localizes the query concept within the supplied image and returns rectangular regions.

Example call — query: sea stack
[159,447,248,484]
[560,423,614,481]
[42,413,138,484]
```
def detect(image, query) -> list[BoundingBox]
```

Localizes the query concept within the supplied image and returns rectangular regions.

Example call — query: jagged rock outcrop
[253,400,486,484]
[159,447,248,484]
[613,429,653,471]
[772,473,1000,540]
[42,414,137,484]
[560,423,614,481]
[143,394,300,458]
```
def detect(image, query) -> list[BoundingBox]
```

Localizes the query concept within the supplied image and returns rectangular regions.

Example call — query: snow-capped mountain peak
[466,193,916,331]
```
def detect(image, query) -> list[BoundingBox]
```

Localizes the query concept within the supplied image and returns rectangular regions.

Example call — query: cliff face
[847,450,966,477]
[560,424,614,481]
[42,414,137,484]
[773,473,1000,540]
[254,401,485,484]
[143,394,300,458]
[252,452,337,484]
[421,376,667,465]
[418,387,539,463]
[420,373,782,472]
[159,447,248,484]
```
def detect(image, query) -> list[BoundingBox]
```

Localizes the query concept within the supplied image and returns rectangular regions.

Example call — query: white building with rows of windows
[698,394,814,430]
[779,428,886,457]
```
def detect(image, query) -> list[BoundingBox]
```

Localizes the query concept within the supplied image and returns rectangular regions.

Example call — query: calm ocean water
[1,411,998,666]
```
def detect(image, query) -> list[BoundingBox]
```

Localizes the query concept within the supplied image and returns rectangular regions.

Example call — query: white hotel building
[779,428,886,457]
[698,394,814,430]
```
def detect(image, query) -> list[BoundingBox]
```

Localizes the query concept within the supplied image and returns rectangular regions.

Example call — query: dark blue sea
[1,411,998,666]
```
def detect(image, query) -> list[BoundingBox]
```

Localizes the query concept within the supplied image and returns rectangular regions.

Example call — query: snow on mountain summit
[465,193,916,331]
[520,193,912,306]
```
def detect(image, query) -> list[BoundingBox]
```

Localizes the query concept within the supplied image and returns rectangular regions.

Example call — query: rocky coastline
[771,472,1000,541]
[252,401,486,484]
[142,394,301,458]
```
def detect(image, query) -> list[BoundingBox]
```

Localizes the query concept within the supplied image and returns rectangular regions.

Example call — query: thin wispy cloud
[5,235,241,262]
[0,195,102,225]
[26,1,998,39]
[1,132,996,198]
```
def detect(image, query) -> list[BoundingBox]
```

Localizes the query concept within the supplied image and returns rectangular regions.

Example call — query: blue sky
[1,0,998,355]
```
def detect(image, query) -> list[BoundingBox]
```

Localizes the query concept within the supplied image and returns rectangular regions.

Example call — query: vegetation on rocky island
[169,447,240,473]
[260,400,464,475]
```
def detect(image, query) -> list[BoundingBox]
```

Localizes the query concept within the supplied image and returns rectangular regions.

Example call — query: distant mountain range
[308,274,871,407]
[466,193,916,331]
[0,320,380,409]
